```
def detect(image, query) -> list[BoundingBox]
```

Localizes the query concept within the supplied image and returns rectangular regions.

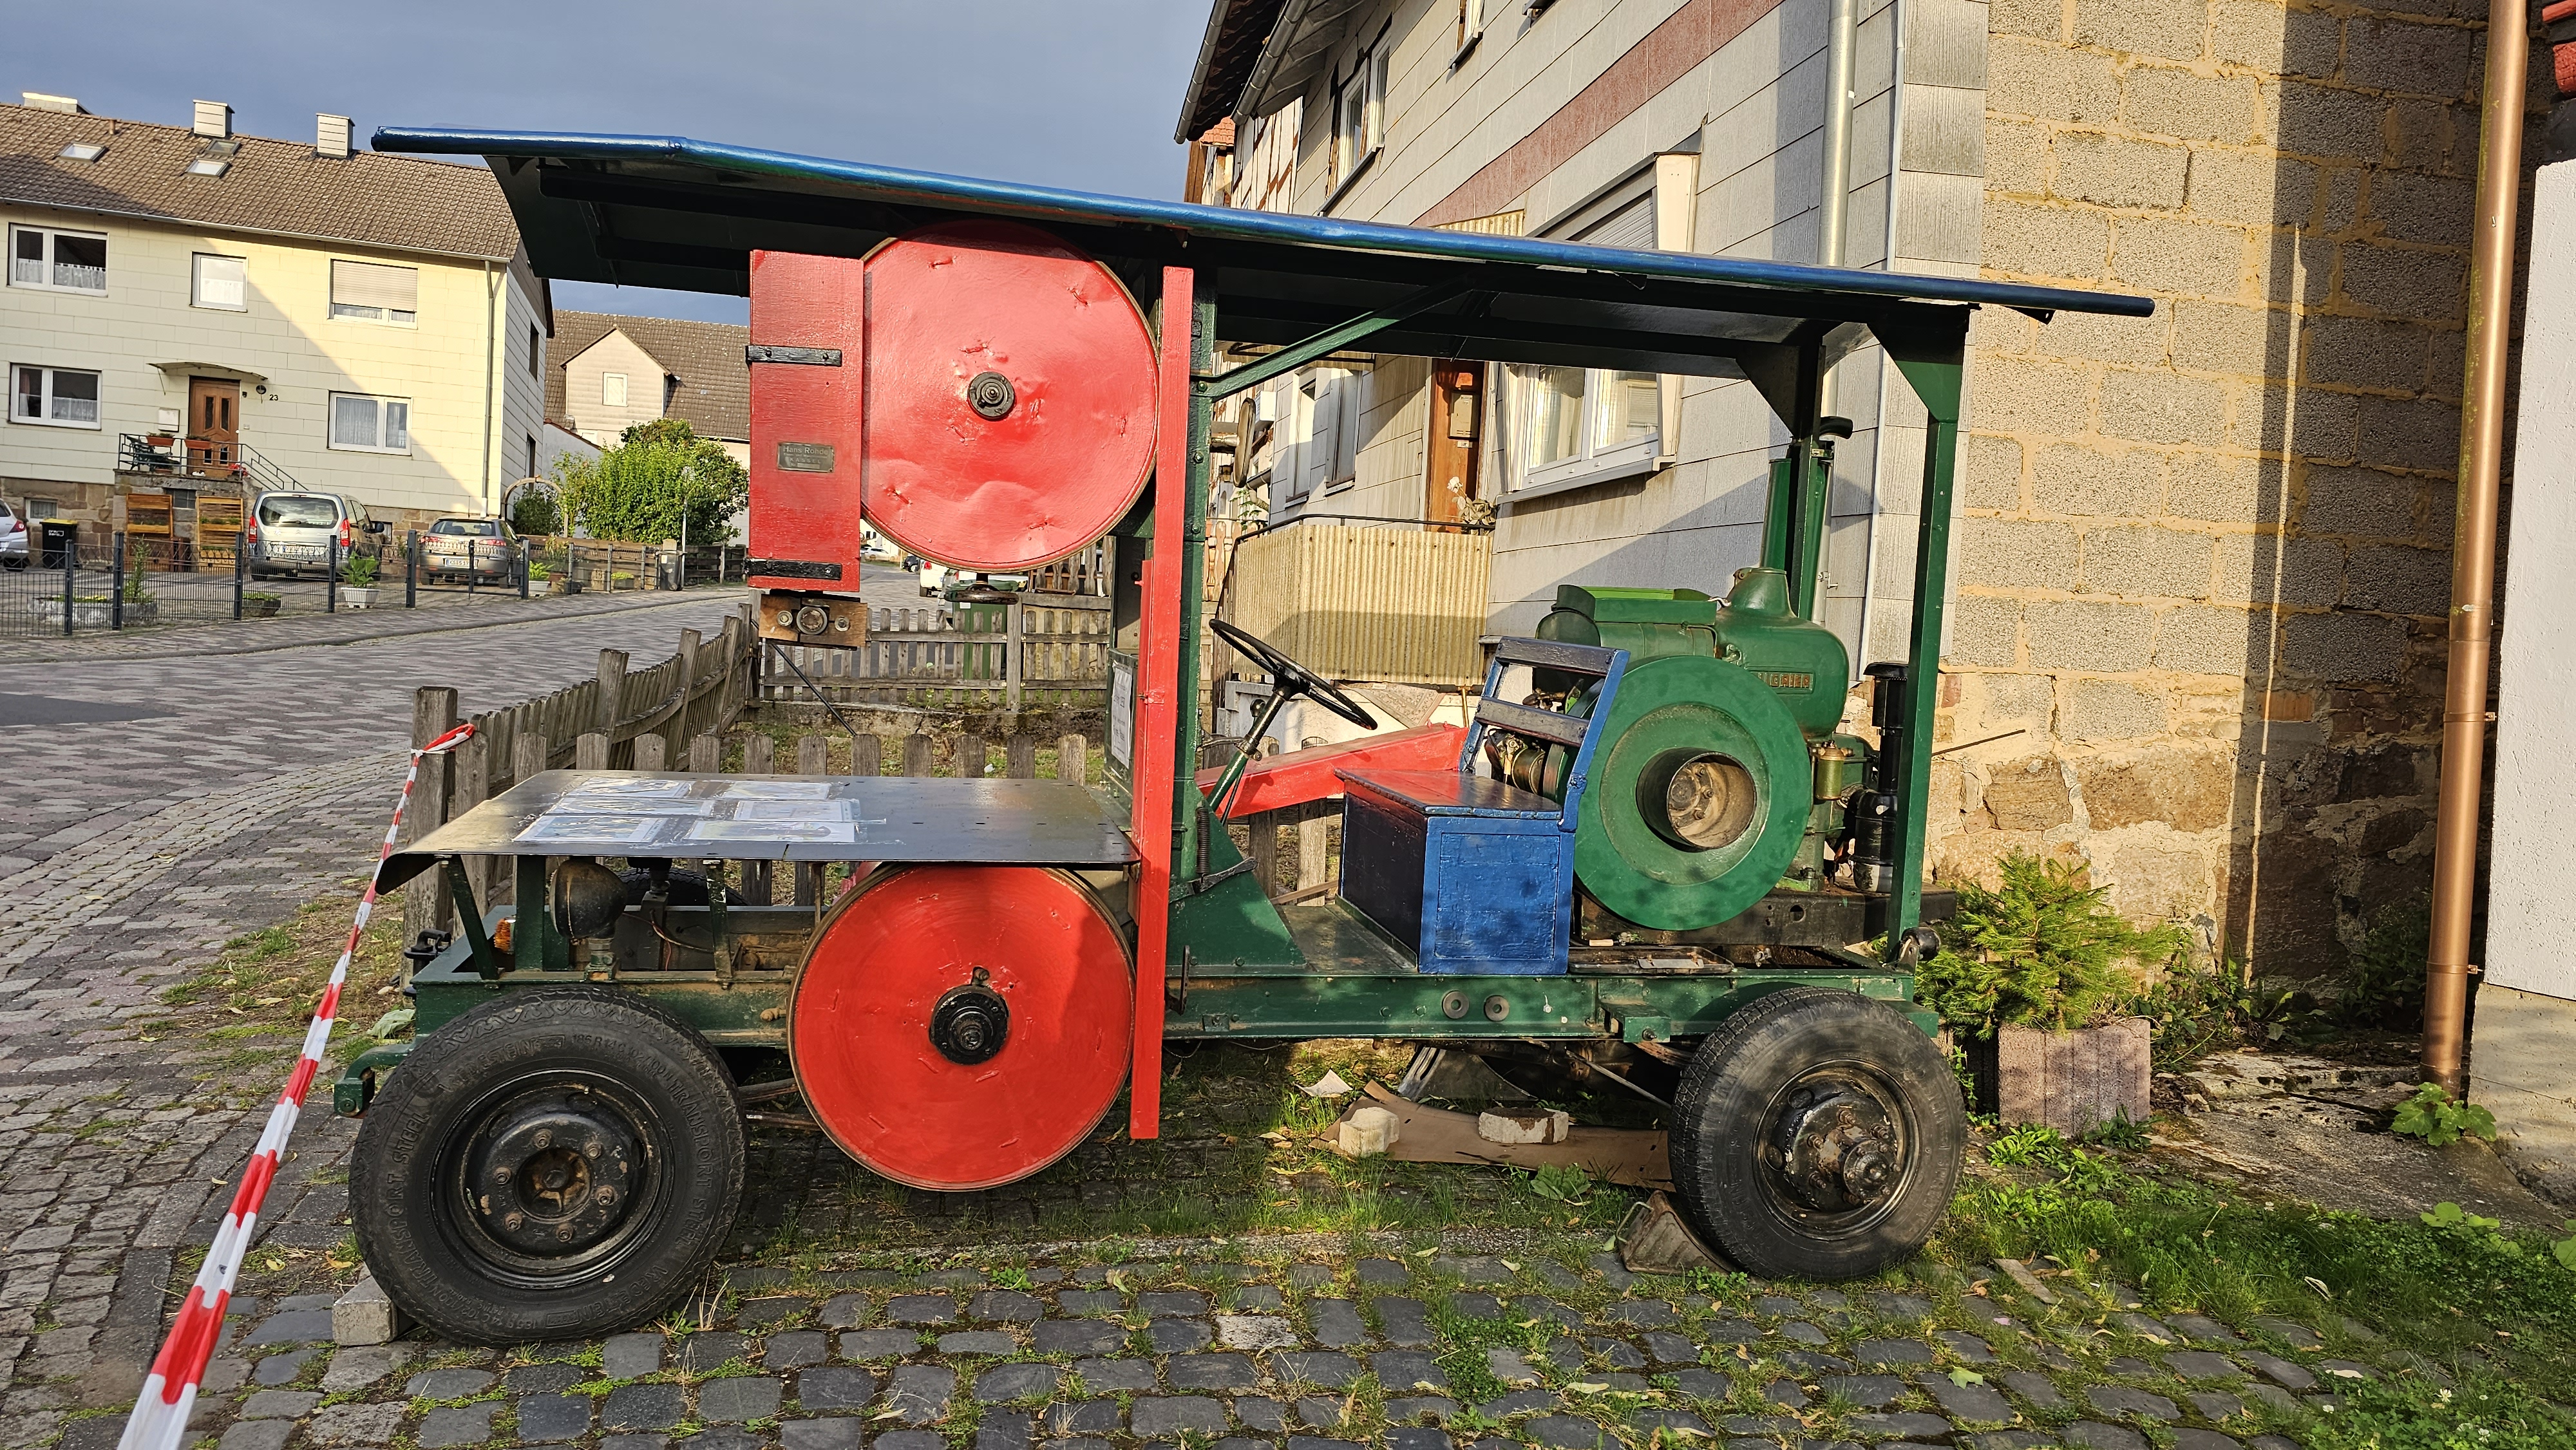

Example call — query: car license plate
[277,544,323,559]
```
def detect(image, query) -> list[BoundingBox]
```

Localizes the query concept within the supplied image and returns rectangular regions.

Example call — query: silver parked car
[421,516,524,582]
[248,491,386,579]
[0,501,26,570]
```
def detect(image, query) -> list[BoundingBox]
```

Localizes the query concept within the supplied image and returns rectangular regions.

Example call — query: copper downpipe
[2421,0,2530,1092]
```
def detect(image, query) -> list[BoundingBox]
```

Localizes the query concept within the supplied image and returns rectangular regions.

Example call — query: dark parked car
[248,491,386,579]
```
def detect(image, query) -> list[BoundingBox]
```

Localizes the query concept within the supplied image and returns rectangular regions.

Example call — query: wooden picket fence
[762,601,1113,710]
[401,605,761,934]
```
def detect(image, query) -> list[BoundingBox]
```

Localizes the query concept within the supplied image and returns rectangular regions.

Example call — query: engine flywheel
[1574,654,1813,931]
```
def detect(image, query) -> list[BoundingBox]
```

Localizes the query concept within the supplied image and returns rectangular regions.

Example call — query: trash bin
[37,520,77,569]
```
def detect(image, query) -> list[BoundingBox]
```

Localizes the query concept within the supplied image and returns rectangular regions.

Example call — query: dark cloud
[17,0,1205,323]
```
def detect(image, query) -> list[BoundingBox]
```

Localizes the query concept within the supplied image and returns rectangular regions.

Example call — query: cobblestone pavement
[65,1244,2392,1450]
[0,589,753,874]
[0,586,737,670]
[0,592,752,1444]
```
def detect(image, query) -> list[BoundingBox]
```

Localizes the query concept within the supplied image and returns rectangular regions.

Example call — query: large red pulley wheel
[862,219,1158,572]
[788,864,1133,1191]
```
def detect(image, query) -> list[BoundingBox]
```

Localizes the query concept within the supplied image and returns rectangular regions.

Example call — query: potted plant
[118,553,158,626]
[341,552,382,609]
[242,590,281,619]
[1917,850,2186,1135]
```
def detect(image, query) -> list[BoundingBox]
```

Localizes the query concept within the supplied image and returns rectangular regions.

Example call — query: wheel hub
[928,981,1010,1064]
[464,1095,641,1256]
[1769,1074,1904,1214]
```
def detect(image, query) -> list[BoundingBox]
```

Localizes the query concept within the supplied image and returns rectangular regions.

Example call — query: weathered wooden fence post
[956,732,987,780]
[688,733,723,773]
[402,686,461,949]
[1057,733,1087,787]
[904,732,934,777]
[575,732,610,771]
[633,735,668,771]
[849,732,882,777]
[1006,733,1036,779]
[795,734,828,907]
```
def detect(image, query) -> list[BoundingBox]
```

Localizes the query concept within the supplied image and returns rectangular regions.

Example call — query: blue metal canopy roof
[374,127,2152,382]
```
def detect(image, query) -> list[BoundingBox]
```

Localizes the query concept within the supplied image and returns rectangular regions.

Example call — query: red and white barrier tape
[120,720,477,1450]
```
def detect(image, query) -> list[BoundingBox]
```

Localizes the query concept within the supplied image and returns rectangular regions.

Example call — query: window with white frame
[1329,44,1388,198]
[328,392,410,453]
[602,372,629,408]
[192,253,247,310]
[1504,366,1660,493]
[1456,0,1487,58]
[1279,367,1363,500]
[329,259,417,324]
[10,365,101,428]
[10,225,107,293]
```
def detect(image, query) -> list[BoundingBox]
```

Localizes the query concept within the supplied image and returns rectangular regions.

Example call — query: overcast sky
[19,1,1208,324]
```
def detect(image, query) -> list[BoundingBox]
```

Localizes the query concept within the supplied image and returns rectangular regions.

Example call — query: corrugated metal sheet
[1229,523,1490,686]
[1435,210,1525,236]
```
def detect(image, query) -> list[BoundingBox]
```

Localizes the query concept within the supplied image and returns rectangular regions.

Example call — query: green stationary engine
[1533,567,1873,933]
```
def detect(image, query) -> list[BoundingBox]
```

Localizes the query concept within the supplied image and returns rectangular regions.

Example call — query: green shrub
[2391,1083,2497,1147]
[1918,850,2187,1038]
[2338,896,2430,1028]
[2123,952,2320,1069]
[557,419,746,545]
[340,553,381,588]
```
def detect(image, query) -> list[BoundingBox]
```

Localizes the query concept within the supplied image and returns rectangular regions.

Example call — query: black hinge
[749,559,845,581]
[747,345,843,366]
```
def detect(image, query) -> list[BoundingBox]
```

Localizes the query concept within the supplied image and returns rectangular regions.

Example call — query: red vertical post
[1128,267,1192,1140]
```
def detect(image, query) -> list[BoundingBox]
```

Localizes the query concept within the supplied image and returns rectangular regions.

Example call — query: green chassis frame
[345,125,2148,1121]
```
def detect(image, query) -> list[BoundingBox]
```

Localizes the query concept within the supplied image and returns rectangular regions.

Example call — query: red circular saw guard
[788,864,1133,1191]
[861,220,1158,572]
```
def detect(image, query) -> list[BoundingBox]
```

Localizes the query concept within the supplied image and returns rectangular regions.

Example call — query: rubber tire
[1669,986,1964,1281]
[351,986,746,1344]
[617,866,747,908]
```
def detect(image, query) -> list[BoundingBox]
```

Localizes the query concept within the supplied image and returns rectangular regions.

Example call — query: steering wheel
[1210,617,1378,730]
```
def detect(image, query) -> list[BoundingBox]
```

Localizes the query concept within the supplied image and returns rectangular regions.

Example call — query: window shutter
[1580,193,1656,252]
[332,259,418,312]
[1305,380,1340,494]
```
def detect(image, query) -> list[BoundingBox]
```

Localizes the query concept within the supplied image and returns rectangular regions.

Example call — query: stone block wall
[1943,0,2530,973]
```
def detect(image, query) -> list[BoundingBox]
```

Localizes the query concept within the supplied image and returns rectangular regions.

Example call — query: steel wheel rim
[1750,1059,1917,1239]
[435,1071,667,1286]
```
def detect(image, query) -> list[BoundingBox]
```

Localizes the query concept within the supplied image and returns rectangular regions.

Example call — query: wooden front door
[188,377,240,473]
[1425,361,1484,524]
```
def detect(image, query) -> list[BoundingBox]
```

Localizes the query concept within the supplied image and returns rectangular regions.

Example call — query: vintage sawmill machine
[342,124,2150,1343]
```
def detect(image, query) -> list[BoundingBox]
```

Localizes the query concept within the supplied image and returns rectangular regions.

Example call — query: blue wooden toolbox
[1334,639,1628,974]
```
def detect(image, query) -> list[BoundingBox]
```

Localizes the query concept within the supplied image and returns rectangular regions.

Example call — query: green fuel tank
[1536,569,1850,740]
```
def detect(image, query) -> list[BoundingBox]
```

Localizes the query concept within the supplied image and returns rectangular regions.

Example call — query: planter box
[30,599,160,628]
[342,587,379,610]
[1967,1017,2152,1136]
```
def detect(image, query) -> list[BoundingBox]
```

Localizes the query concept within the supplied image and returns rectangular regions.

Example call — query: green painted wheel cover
[1574,654,1812,931]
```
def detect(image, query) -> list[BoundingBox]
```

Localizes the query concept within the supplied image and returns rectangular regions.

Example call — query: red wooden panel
[1128,267,1192,1142]
[748,251,867,592]
[1194,724,1467,818]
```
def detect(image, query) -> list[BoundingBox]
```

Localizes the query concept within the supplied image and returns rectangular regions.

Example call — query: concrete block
[1476,1109,1571,1145]
[1968,1018,2153,1134]
[2062,678,2170,740]
[2338,244,2467,322]
[1984,200,2113,281]
[2098,370,2228,449]
[2237,382,2360,458]
[2211,1,2342,77]
[2167,453,2285,525]
[2304,316,2432,394]
[2186,149,2319,228]
[2080,527,2212,599]
[1949,594,2023,667]
[332,1274,404,1347]
[1987,37,2121,124]
[2056,135,2192,210]
[2215,532,2345,607]
[1958,518,2079,589]
[2121,66,2263,144]
[2074,0,2205,60]
[2368,171,2479,247]
[2110,217,2248,299]
[2034,444,2164,518]
[2150,604,2258,675]
[2026,598,2157,670]
[2344,15,2476,98]
[2354,394,2460,473]
[1987,118,2051,196]
[1969,357,2096,437]
[1338,1106,1401,1157]
[1962,434,2027,511]
[2171,300,2293,379]
[2271,80,2391,164]
[2342,545,2451,616]
[2280,610,2405,683]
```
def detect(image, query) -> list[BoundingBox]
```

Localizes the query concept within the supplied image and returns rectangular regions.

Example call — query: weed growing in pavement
[2391,1082,2497,1146]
